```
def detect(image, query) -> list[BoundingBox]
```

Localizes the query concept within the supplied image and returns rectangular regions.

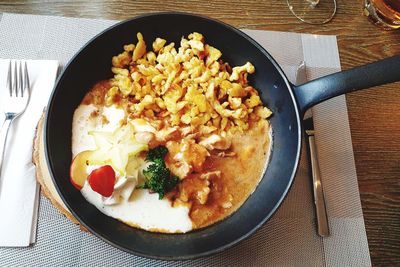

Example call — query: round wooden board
[33,113,87,231]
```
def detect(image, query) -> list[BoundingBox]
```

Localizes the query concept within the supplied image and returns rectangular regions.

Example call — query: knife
[296,61,330,237]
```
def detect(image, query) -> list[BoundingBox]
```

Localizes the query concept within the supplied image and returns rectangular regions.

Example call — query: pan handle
[292,55,400,114]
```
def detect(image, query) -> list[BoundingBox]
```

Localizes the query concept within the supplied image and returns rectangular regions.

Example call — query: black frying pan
[45,12,400,260]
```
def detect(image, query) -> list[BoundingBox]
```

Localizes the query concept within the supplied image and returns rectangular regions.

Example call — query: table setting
[0,1,399,266]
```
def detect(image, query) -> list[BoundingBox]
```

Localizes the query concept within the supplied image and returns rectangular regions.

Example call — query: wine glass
[287,0,337,24]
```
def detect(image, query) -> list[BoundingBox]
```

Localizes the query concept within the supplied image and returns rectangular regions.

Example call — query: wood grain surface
[0,1,399,265]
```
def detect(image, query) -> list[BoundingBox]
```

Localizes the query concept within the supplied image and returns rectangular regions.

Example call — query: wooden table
[1,1,399,265]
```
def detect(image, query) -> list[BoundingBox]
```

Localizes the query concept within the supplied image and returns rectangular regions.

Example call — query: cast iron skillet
[45,12,400,260]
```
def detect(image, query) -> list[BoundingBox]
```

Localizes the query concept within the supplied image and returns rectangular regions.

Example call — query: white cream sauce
[72,104,193,233]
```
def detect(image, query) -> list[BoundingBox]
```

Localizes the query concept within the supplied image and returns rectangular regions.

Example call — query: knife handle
[306,130,330,237]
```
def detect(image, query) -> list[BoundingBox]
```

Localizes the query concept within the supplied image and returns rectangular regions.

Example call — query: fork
[0,61,30,178]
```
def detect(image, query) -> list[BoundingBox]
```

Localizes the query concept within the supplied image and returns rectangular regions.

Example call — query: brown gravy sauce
[180,121,271,228]
[82,80,110,105]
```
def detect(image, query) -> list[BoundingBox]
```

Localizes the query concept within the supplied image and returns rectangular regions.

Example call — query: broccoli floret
[139,146,179,199]
[146,146,168,162]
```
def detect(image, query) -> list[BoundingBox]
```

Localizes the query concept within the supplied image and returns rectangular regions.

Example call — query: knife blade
[296,61,330,237]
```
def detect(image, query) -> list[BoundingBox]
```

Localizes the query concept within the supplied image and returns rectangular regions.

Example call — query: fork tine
[7,60,11,96]
[18,61,24,97]
[13,61,18,97]
[18,61,25,97]
[24,61,29,96]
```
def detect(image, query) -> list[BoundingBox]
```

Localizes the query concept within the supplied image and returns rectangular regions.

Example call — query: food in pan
[70,32,272,233]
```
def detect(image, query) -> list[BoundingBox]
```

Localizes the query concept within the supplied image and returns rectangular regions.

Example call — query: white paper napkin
[0,59,58,247]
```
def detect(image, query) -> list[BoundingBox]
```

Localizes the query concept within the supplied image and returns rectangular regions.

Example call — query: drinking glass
[364,0,400,29]
[287,0,337,24]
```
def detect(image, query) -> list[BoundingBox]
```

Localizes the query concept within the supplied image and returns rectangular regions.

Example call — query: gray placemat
[0,13,371,267]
